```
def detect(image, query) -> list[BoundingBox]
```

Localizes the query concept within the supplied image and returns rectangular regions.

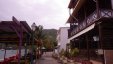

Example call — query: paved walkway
[36,52,61,64]
[90,60,102,64]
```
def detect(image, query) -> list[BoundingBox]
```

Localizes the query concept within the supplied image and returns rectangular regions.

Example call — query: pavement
[90,60,102,64]
[36,52,61,64]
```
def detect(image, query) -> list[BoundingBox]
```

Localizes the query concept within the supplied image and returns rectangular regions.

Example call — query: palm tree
[34,25,44,58]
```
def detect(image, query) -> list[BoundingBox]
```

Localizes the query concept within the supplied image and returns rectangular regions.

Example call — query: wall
[57,27,69,52]
[104,50,113,64]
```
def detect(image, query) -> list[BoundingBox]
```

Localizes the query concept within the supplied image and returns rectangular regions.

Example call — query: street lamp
[31,23,36,64]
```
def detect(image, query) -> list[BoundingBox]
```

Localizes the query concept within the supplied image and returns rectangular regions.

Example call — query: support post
[86,34,90,60]
[4,43,7,60]
[98,24,105,64]
[18,26,23,64]
[25,35,28,64]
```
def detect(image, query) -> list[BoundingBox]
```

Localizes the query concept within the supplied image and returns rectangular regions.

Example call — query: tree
[34,25,44,46]
[34,25,44,57]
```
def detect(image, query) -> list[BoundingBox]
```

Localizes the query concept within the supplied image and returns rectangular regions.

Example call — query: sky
[0,0,70,29]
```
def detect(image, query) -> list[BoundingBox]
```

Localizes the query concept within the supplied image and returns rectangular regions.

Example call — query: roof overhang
[68,23,95,42]
[0,18,32,44]
[67,0,85,23]
[68,0,77,9]
[12,17,32,34]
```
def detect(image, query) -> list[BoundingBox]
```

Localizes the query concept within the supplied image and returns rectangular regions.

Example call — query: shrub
[70,48,79,57]
[59,49,65,57]
[64,50,70,57]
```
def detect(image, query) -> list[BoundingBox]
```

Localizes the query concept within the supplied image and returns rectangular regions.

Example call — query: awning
[68,23,95,42]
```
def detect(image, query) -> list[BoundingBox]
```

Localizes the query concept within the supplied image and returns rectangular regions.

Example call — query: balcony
[70,9,113,37]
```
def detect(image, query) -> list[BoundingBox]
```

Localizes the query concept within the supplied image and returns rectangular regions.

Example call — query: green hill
[42,29,57,41]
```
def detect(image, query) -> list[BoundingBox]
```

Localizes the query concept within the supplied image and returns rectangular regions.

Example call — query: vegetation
[35,25,44,38]
[43,36,54,49]
[59,48,79,58]
[70,48,79,57]
[59,49,65,57]
[34,26,57,51]
[42,29,57,50]
[33,25,44,59]
[42,29,57,42]
[34,25,44,46]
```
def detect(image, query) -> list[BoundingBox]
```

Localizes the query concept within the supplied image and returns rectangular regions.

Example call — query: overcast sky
[0,0,70,29]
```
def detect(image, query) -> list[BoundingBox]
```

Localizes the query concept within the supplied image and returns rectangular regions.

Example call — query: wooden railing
[69,9,113,37]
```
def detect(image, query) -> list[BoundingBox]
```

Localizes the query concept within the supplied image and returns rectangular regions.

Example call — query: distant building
[57,27,69,52]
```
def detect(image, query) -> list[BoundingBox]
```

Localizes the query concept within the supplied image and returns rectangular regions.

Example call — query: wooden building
[0,17,32,64]
[67,0,113,64]
[0,21,32,45]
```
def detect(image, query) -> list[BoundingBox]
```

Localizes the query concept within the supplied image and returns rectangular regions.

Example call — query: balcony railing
[70,9,113,37]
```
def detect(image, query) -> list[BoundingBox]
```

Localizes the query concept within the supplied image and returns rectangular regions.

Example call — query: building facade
[67,0,113,64]
[57,27,69,52]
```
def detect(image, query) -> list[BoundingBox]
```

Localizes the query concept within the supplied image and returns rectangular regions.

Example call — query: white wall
[57,27,69,52]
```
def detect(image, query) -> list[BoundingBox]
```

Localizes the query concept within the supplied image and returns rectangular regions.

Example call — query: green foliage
[70,48,79,57]
[34,28,57,50]
[59,49,65,57]
[43,37,53,49]
[42,29,57,49]
[59,49,70,58]
[53,41,57,46]
[64,50,70,57]
[34,25,44,39]
[42,29,57,42]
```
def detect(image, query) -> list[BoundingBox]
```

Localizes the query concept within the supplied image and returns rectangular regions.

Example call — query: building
[57,27,69,52]
[0,17,32,63]
[67,0,113,64]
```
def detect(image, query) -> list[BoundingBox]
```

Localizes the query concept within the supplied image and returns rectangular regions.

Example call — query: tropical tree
[34,25,56,52]
[43,37,51,49]
[43,35,54,51]
[34,25,44,57]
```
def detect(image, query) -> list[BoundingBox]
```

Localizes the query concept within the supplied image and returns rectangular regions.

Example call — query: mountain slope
[42,29,57,41]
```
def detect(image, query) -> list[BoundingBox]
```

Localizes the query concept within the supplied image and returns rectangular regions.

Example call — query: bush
[59,49,65,57]
[64,51,70,57]
[70,48,79,57]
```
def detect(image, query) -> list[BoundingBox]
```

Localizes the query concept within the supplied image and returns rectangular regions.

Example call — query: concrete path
[36,52,61,64]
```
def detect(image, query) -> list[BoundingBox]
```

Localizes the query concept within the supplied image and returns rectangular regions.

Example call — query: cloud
[0,0,70,29]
